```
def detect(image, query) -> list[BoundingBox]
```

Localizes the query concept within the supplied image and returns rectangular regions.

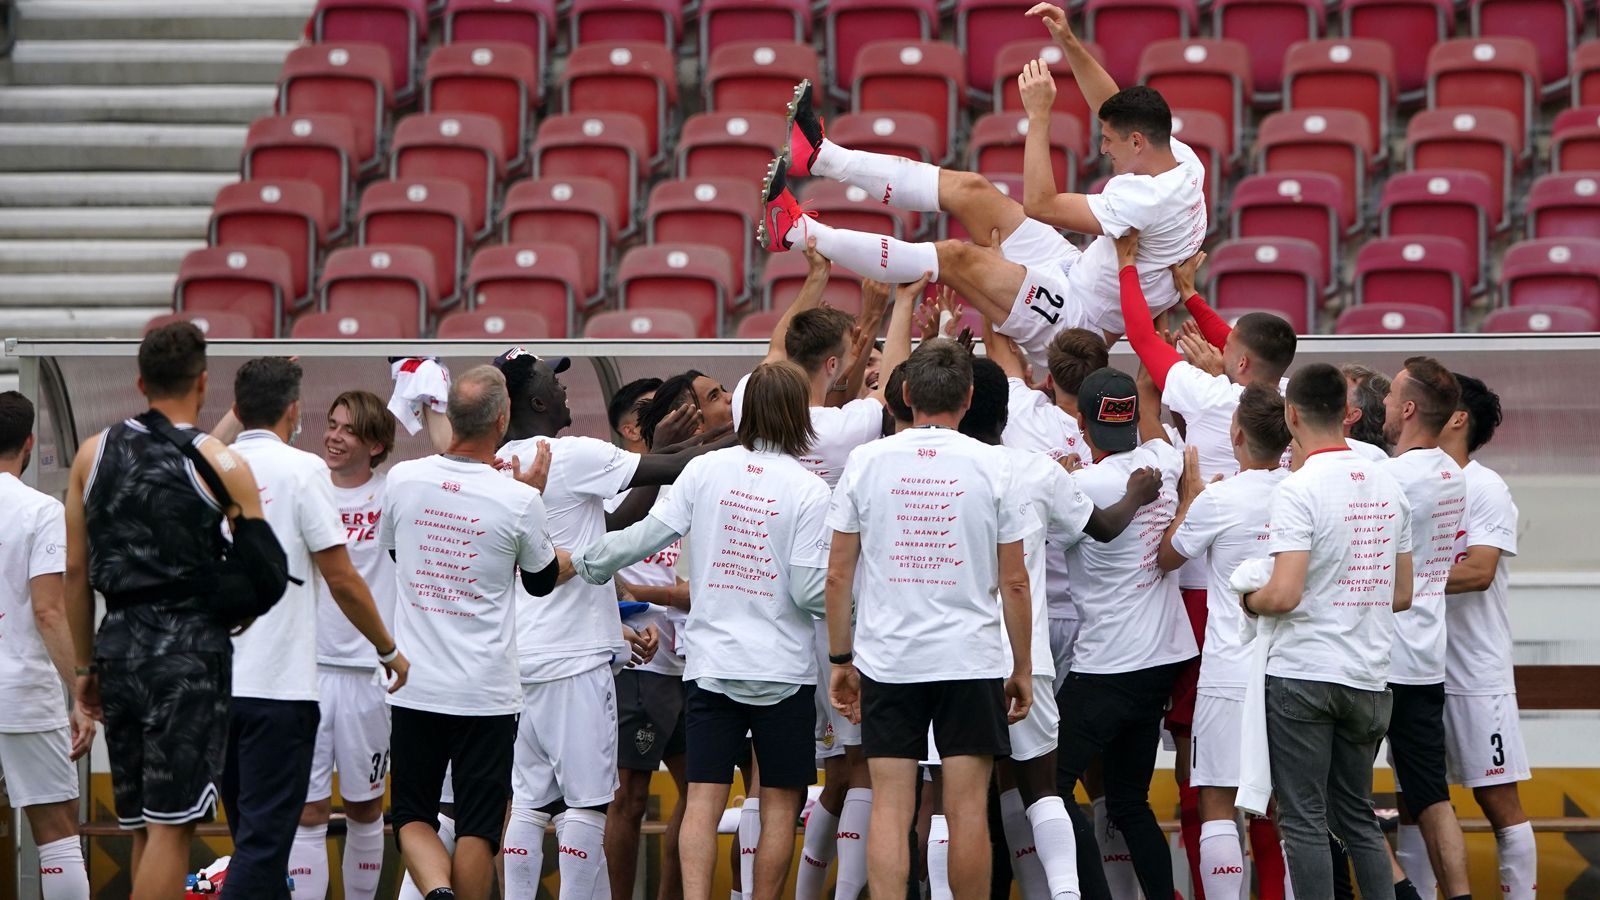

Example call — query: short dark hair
[0,391,34,457]
[785,307,856,375]
[1286,363,1347,430]
[138,321,207,400]
[1098,85,1172,146]
[234,357,303,429]
[884,362,913,424]
[738,362,816,457]
[328,390,397,468]
[1401,356,1461,435]
[1233,313,1297,377]
[1047,328,1109,397]
[638,371,701,448]
[1454,373,1502,453]
[608,377,662,433]
[1342,363,1391,451]
[904,339,973,415]
[1236,383,1290,461]
[958,357,1009,442]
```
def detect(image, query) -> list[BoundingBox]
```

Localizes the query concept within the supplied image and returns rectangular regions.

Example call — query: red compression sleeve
[1184,293,1232,349]
[1119,266,1181,389]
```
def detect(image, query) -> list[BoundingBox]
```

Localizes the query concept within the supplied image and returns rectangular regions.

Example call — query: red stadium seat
[1230,171,1346,290]
[1136,39,1252,160]
[436,307,553,339]
[645,177,757,294]
[1530,175,1600,242]
[423,42,540,169]
[760,251,868,315]
[174,246,294,338]
[1551,107,1600,173]
[1340,0,1452,103]
[1576,40,1600,107]
[1333,303,1451,334]
[1427,38,1540,156]
[824,0,939,100]
[617,244,738,337]
[291,310,407,338]
[1405,108,1521,230]
[531,113,648,236]
[390,113,504,238]
[1084,0,1199,88]
[1282,38,1396,162]
[500,177,617,303]
[699,0,810,66]
[561,42,679,163]
[1205,237,1324,333]
[851,40,967,165]
[704,41,821,114]
[146,310,259,339]
[1169,109,1229,228]
[585,308,700,339]
[968,112,1084,195]
[1212,0,1324,105]
[676,111,787,186]
[1480,305,1598,333]
[828,111,943,165]
[1212,307,1294,329]
[356,178,472,308]
[311,0,427,102]
[277,43,394,171]
[464,243,582,336]
[993,39,1108,144]
[1256,110,1375,231]
[319,244,436,337]
[569,0,682,50]
[443,0,555,61]
[1379,170,1494,293]
[799,179,919,241]
[956,0,1049,103]
[1352,236,1473,328]
[209,180,326,302]
[735,308,785,339]
[1470,0,1580,96]
[241,114,357,239]
[1499,237,1600,319]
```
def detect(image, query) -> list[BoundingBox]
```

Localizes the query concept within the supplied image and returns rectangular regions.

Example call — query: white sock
[1198,820,1245,900]
[738,797,761,900]
[1496,821,1536,900]
[1025,795,1080,900]
[789,218,941,284]
[796,802,840,900]
[813,138,943,211]
[1397,823,1437,897]
[555,809,608,900]
[927,814,952,900]
[504,807,551,899]
[834,788,873,900]
[288,824,329,900]
[1000,789,1048,900]
[37,836,89,900]
[342,815,385,900]
[398,814,456,900]
[1092,797,1138,900]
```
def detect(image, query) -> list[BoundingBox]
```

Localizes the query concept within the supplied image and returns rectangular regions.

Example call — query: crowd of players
[0,4,1538,900]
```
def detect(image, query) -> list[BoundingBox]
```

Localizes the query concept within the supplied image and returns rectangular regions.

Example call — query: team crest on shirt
[821,723,835,749]
[635,725,657,755]
[1096,396,1137,424]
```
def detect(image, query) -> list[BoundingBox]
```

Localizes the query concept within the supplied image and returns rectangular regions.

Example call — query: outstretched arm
[1173,252,1231,349]
[1028,3,1119,117]
[1018,59,1104,234]
[831,279,892,406]
[866,275,924,406]
[762,237,832,365]
[1116,232,1182,389]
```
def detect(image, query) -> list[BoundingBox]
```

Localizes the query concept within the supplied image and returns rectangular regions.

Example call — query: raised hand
[1115,229,1140,268]
[1178,327,1225,377]
[1026,3,1074,45]
[802,234,830,275]
[511,440,553,493]
[652,402,705,449]
[1171,250,1206,298]
[1124,465,1162,506]
[1017,57,1058,119]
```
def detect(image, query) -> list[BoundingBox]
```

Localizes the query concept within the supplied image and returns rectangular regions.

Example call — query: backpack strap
[134,410,237,516]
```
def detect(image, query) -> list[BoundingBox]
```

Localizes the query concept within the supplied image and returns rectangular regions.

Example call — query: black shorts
[390,706,517,850]
[1387,682,1450,818]
[685,683,816,788]
[860,675,1010,760]
[617,669,688,771]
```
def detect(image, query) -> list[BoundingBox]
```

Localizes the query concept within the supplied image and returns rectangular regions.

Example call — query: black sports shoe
[785,79,825,178]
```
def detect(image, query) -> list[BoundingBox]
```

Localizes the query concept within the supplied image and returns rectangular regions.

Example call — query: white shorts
[308,667,392,803]
[1008,674,1059,762]
[813,621,860,759]
[513,663,620,809]
[1444,693,1531,788]
[1189,693,1244,788]
[1049,617,1080,688]
[996,218,1086,370]
[0,726,78,808]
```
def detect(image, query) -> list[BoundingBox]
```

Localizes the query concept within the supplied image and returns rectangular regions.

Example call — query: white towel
[388,357,451,435]
[1229,557,1277,816]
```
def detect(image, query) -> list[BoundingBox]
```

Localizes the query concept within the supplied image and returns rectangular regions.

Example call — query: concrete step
[16,0,313,41]
[0,123,246,171]
[0,207,212,239]
[0,173,235,207]
[2,40,296,86]
[0,85,278,124]
[0,273,175,307]
[0,240,203,274]
[0,307,168,340]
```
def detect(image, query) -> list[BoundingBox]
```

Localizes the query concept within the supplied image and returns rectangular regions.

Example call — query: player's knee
[301,797,334,827]
[344,796,384,824]
[23,800,79,844]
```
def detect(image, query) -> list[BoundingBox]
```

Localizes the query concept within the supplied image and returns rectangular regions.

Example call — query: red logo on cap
[1097,395,1137,424]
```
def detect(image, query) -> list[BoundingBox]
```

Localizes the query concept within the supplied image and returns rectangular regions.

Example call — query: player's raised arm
[762,236,833,365]
[1027,3,1119,117]
[1115,231,1183,389]
[1018,59,1103,235]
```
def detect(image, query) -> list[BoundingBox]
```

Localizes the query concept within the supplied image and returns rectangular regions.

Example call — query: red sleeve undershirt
[1183,293,1232,350]
[1118,265,1181,390]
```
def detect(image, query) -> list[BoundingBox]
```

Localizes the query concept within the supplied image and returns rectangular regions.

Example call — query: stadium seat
[561,42,679,163]
[1333,303,1451,334]
[277,43,394,171]
[968,112,1084,195]
[173,246,294,338]
[1212,307,1294,329]
[291,310,408,338]
[1551,107,1600,173]
[645,177,757,295]
[319,244,436,337]
[1282,38,1396,162]
[798,179,919,241]
[993,39,1108,143]
[500,177,617,303]
[569,0,682,50]
[241,114,358,239]
[828,111,943,165]
[824,0,939,100]
[209,180,327,303]
[390,113,504,238]
[616,244,739,337]
[442,0,554,62]
[956,0,1052,103]
[1470,0,1580,96]
[1405,108,1521,231]
[531,113,647,236]
[1205,237,1324,333]
[1230,171,1347,290]
[676,111,787,186]
[356,178,472,308]
[1211,0,1324,105]
[1379,170,1495,294]
[423,42,540,169]
[1426,38,1540,156]
[851,39,967,165]
[1170,110,1230,228]
[1480,304,1598,333]
[704,41,821,114]
[310,0,427,102]
[436,307,554,339]
[463,243,582,336]
[1499,237,1600,319]
[1256,110,1375,231]
[1352,236,1473,328]
[1340,0,1452,103]
[1136,39,1252,160]
[1576,40,1600,107]
[735,309,784,339]
[698,0,810,67]
[1084,0,1199,88]
[146,310,259,339]
[761,250,868,314]
[585,308,700,339]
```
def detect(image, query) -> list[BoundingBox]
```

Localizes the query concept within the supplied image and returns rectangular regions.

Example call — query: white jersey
[1383,448,1467,685]
[998,378,1086,620]
[733,373,883,489]
[317,474,397,668]
[1169,467,1288,697]
[381,454,555,715]
[829,427,1038,683]
[1444,461,1519,696]
[231,430,347,702]
[1265,448,1412,692]
[0,473,68,732]
[1346,438,1390,462]
[1001,446,1093,678]
[1066,440,1197,674]
[609,487,687,677]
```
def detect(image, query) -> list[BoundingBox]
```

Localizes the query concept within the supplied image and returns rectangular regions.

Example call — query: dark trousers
[219,697,320,899]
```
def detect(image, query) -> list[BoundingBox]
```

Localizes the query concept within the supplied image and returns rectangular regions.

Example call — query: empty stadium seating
[277,43,395,171]
[1528,173,1600,242]
[676,111,787,186]
[1230,171,1347,290]
[311,0,429,101]
[568,0,681,51]
[464,243,582,335]
[1499,237,1600,320]
[437,307,554,339]
[1137,38,1252,159]
[319,243,436,337]
[500,177,618,303]
[241,115,359,239]
[1470,0,1579,95]
[1257,110,1376,230]
[1378,170,1495,293]
[356,177,473,305]
[1552,106,1600,173]
[850,39,967,164]
[1352,236,1474,329]
[698,0,811,66]
[1334,302,1452,334]
[704,41,821,113]
[1084,0,1198,88]
[1212,0,1324,104]
[616,243,738,337]
[992,39,1107,135]
[147,310,260,339]
[291,310,410,338]
[968,113,1084,195]
[824,0,939,99]
[1207,237,1325,332]
[1426,37,1540,154]
[561,42,679,162]
[585,308,701,339]
[423,42,541,168]
[645,177,757,294]
[1405,108,1521,230]
[828,111,944,165]
[1480,305,1598,333]
[209,180,329,303]
[173,246,295,338]
[390,112,505,236]
[531,114,649,235]
[1282,38,1396,161]
[1341,0,1452,102]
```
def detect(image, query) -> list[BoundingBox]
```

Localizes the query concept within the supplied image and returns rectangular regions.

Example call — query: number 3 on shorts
[1490,732,1504,767]
[1029,286,1067,325]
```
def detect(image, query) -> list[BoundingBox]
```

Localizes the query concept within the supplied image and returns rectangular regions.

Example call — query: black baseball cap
[491,345,570,375]
[1078,367,1140,454]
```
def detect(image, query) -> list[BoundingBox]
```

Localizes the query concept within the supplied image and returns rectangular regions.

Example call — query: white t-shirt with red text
[1444,460,1519,697]
[732,373,884,489]
[998,378,1086,620]
[1002,446,1093,678]
[613,487,688,678]
[1383,448,1467,685]
[0,473,68,732]
[317,474,398,668]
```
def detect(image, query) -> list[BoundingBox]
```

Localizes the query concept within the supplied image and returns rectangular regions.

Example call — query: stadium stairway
[0,0,311,347]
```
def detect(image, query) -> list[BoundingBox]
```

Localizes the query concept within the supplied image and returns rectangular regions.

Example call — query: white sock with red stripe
[1000,789,1048,899]
[796,801,839,900]
[1199,819,1246,900]
[834,788,873,900]
[37,836,89,900]
[927,814,952,900]
[738,797,760,900]
[342,815,385,900]
[788,219,941,284]
[1025,795,1080,900]
[288,824,329,900]
[503,807,550,899]
[1496,821,1536,900]
[1092,797,1138,900]
[554,809,607,900]
[813,139,942,212]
